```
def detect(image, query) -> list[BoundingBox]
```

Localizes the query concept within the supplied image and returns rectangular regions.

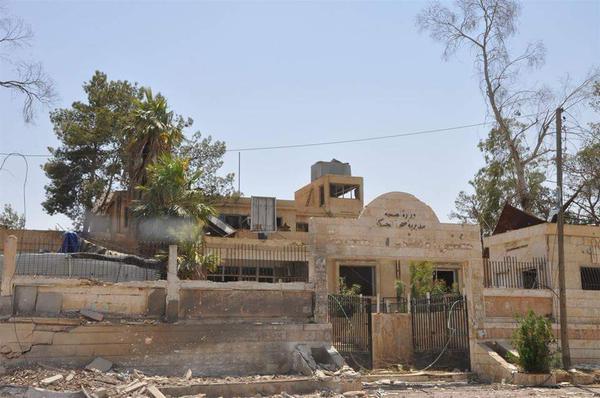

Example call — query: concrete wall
[478,223,600,367]
[0,319,332,376]
[371,313,413,368]
[483,288,553,319]
[179,282,314,321]
[11,278,166,317]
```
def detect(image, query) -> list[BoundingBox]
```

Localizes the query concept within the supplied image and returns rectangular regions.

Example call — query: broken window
[319,185,325,206]
[329,183,360,200]
[296,222,309,232]
[219,214,250,230]
[339,265,375,296]
[433,269,458,291]
[522,268,539,289]
[581,267,600,290]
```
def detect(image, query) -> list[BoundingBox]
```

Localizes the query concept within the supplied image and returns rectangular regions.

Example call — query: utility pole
[556,106,571,369]
[238,152,241,193]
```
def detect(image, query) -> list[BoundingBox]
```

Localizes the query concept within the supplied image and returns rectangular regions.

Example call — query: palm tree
[127,87,184,191]
[132,154,219,279]
[132,153,214,222]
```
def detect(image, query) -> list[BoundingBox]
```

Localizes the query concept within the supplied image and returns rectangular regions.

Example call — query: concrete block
[147,289,166,317]
[35,292,63,315]
[0,296,13,316]
[80,309,104,322]
[15,286,38,314]
[165,299,179,323]
[85,357,113,372]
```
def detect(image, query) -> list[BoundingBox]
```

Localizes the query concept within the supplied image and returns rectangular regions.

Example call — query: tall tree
[178,132,235,200]
[126,88,189,190]
[43,72,142,230]
[44,72,234,230]
[418,0,597,233]
[0,7,56,122]
[564,82,600,224]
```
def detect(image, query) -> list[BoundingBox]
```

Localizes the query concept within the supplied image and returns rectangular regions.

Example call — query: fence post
[1,235,17,297]
[165,244,180,322]
[310,255,328,323]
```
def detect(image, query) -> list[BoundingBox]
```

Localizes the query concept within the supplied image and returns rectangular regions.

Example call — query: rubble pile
[0,364,307,398]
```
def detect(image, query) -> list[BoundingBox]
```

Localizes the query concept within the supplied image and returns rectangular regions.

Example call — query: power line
[226,121,490,152]
[0,119,495,159]
[0,153,29,227]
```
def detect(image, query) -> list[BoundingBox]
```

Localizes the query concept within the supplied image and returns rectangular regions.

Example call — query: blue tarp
[59,232,80,253]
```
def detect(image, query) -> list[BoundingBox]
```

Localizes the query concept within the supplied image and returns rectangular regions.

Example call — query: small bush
[512,310,555,373]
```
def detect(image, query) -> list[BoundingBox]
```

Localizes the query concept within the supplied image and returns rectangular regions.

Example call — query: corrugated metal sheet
[251,196,277,232]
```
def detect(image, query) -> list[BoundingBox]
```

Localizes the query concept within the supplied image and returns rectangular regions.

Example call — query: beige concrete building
[480,218,600,365]
[91,160,481,301]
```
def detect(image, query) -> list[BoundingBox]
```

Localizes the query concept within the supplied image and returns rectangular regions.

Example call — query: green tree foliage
[564,82,600,225]
[178,132,235,200]
[127,88,189,189]
[132,154,219,279]
[409,261,448,298]
[512,310,555,373]
[43,71,142,230]
[418,0,597,235]
[338,277,361,295]
[0,204,25,229]
[132,154,215,222]
[43,71,233,230]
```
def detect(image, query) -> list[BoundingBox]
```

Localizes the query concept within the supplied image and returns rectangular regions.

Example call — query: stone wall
[11,278,166,318]
[371,313,413,368]
[480,223,600,366]
[0,319,332,376]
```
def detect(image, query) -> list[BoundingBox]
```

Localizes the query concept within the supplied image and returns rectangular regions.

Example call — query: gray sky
[1,0,598,230]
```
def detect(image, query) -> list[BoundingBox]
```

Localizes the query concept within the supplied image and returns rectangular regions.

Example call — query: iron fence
[328,294,373,369]
[483,257,549,289]
[2,236,166,282]
[204,242,309,283]
[411,293,470,370]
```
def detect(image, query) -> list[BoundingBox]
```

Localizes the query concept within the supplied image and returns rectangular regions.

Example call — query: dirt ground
[359,383,600,397]
[2,366,600,397]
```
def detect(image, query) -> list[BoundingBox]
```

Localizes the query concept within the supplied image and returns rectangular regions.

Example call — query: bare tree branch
[0,8,56,122]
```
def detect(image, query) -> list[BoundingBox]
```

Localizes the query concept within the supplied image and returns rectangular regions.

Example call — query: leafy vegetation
[132,154,219,279]
[0,204,25,229]
[409,261,448,298]
[418,0,598,235]
[43,71,234,230]
[338,277,361,295]
[511,310,555,373]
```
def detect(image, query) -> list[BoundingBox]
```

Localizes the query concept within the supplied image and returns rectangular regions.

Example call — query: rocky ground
[2,366,600,397]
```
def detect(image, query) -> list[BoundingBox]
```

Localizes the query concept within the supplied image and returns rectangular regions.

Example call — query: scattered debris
[146,385,166,398]
[65,372,75,382]
[80,309,104,322]
[184,368,192,380]
[85,357,112,373]
[40,374,63,386]
[120,381,147,394]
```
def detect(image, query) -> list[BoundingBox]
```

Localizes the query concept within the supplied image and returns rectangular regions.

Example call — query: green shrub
[512,310,555,373]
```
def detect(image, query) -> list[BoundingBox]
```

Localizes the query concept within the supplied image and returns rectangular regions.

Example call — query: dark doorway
[339,266,375,296]
[434,269,457,290]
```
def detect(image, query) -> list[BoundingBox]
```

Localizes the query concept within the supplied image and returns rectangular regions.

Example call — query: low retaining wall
[371,313,413,368]
[0,319,333,376]
[11,278,166,317]
[483,289,553,319]
[179,281,314,321]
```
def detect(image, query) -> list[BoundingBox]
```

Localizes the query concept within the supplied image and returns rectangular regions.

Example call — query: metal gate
[411,294,470,370]
[327,294,372,369]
